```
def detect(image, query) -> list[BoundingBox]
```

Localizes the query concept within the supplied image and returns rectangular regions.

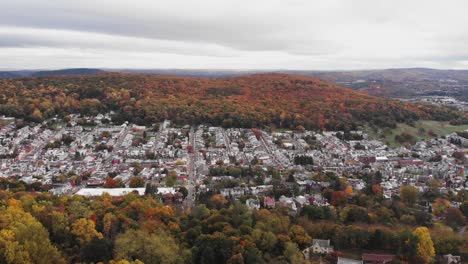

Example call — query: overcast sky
[1,0,468,70]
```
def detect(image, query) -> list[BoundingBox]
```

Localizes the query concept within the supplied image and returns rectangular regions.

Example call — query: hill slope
[113,68,468,99]
[0,73,466,130]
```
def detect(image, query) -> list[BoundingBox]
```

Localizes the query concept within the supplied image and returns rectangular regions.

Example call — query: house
[375,156,388,162]
[359,156,376,164]
[220,187,245,198]
[264,196,275,208]
[311,193,329,207]
[302,239,333,259]
[294,195,309,208]
[362,253,395,264]
[398,159,424,167]
[311,239,333,254]
[245,198,260,210]
[301,246,316,260]
[157,187,177,195]
[278,195,297,213]
[337,257,363,264]
[443,254,461,264]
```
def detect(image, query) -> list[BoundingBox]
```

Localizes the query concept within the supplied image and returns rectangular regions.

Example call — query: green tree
[166,171,178,187]
[400,186,419,206]
[445,208,466,228]
[115,229,184,264]
[460,201,468,217]
[129,177,145,188]
[80,237,113,263]
[251,229,277,253]
[178,186,188,199]
[283,242,305,264]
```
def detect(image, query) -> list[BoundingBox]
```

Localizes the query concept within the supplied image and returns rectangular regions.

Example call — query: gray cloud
[1,0,468,69]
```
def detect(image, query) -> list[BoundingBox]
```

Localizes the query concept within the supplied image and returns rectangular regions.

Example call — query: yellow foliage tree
[71,218,103,245]
[413,227,435,263]
[288,225,312,249]
[432,198,451,216]
[0,199,65,264]
[30,108,43,122]
[103,213,118,237]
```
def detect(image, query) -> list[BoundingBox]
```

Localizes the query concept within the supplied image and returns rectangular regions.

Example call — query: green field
[0,119,14,128]
[363,120,468,148]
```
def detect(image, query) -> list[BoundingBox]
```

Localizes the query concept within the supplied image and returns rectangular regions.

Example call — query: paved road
[259,132,284,169]
[184,127,198,209]
[98,125,130,171]
[222,129,232,153]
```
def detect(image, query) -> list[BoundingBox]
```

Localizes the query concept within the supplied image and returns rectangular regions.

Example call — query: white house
[312,239,333,254]
[245,198,260,210]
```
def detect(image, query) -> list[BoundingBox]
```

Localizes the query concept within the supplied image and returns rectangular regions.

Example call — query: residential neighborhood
[0,113,467,263]
[1,114,466,205]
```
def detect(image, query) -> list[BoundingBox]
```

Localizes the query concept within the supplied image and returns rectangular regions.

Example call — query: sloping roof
[362,253,395,262]
[312,239,330,248]
[264,196,275,204]
[443,254,461,264]
[157,187,177,194]
[337,257,363,264]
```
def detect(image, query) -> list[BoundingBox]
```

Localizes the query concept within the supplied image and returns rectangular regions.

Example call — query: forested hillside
[0,184,466,264]
[1,73,467,130]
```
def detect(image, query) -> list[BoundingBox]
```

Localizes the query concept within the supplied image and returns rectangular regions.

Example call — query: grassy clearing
[273,128,293,133]
[363,120,468,148]
[0,119,14,128]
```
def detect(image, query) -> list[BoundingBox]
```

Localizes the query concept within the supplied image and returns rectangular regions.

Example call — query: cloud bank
[2,0,468,70]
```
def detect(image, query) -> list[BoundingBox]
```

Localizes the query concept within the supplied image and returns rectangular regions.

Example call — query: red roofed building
[362,253,395,264]
[177,175,188,181]
[397,159,423,167]
[359,156,376,164]
[264,196,275,209]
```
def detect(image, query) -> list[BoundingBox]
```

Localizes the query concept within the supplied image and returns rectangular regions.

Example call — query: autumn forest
[1,73,467,130]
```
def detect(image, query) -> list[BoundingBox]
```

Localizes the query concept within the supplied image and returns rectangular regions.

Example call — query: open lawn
[363,120,468,148]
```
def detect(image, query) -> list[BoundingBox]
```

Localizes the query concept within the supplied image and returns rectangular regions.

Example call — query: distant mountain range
[0,68,104,78]
[0,70,35,78]
[4,67,468,79]
[2,67,468,100]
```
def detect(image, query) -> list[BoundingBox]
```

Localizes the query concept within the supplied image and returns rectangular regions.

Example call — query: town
[1,113,466,206]
[406,95,468,113]
[1,113,467,263]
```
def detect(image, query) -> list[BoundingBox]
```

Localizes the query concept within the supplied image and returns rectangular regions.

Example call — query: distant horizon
[2,66,468,72]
